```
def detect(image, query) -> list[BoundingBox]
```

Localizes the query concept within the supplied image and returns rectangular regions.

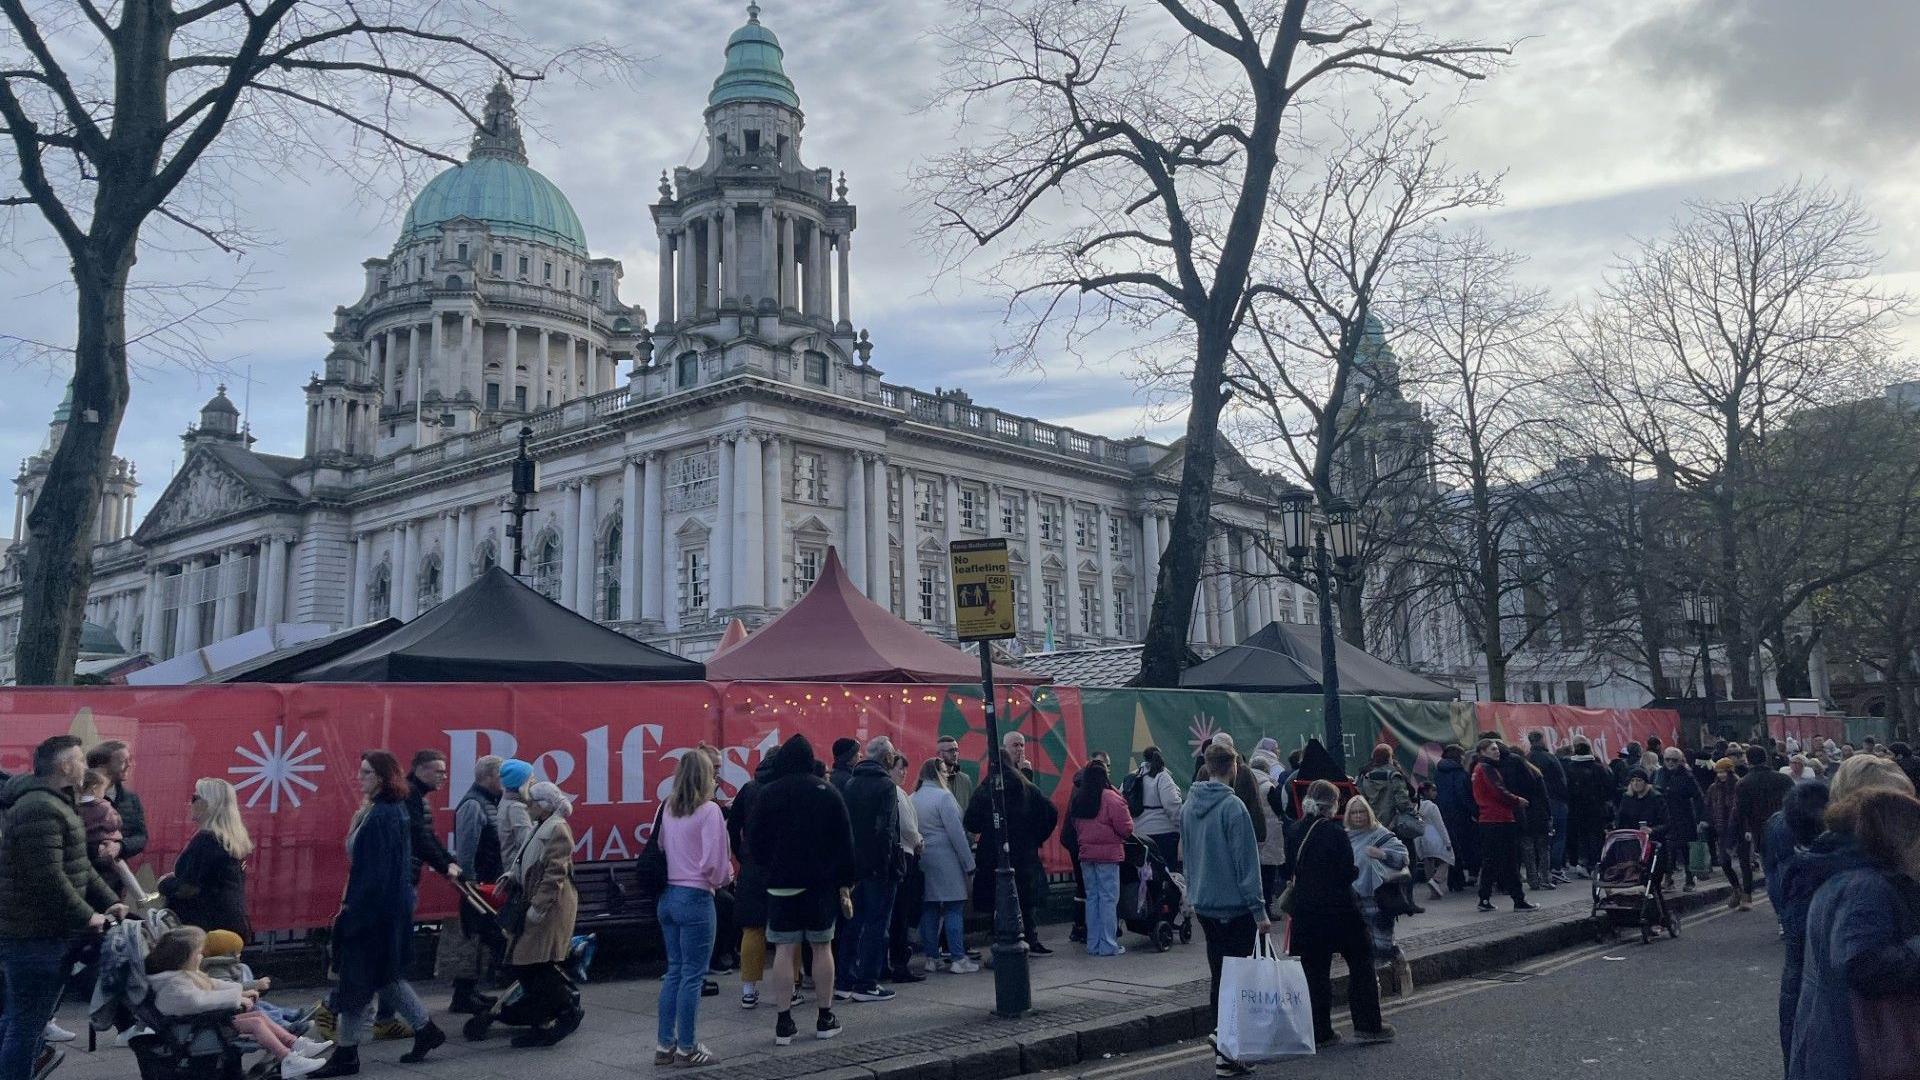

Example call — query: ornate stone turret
[644,3,877,403]
[11,379,138,547]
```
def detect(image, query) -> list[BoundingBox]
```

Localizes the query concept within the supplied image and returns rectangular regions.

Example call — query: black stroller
[1591,827,1680,945]
[90,910,256,1080]
[1117,834,1192,951]
[455,879,594,1045]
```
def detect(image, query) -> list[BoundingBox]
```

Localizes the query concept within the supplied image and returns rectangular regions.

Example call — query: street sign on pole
[950,538,1017,643]
[947,537,1029,1017]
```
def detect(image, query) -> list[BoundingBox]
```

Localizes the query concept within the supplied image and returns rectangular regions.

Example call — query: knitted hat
[500,758,534,792]
[203,929,245,958]
[1714,757,1736,772]
[1628,767,1651,783]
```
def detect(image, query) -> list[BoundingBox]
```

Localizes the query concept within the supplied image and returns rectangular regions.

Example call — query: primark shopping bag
[1215,934,1315,1062]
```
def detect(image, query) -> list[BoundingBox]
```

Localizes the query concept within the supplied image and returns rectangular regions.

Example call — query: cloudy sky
[3,0,1915,536]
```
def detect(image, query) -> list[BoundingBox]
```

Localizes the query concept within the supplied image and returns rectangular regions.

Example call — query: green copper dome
[398,83,587,256]
[708,4,800,110]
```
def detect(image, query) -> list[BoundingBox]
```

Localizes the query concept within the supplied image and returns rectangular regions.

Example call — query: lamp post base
[990,866,1031,1017]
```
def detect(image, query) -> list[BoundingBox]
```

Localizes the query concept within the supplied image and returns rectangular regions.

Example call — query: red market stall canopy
[291,566,704,682]
[1181,621,1459,700]
[705,547,1046,684]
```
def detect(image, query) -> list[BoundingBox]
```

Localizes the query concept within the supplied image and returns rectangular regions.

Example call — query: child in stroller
[147,926,333,1077]
[1116,834,1192,952]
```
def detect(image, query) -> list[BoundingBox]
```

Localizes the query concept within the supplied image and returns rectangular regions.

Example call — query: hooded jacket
[1179,779,1265,921]
[843,758,904,881]
[1777,828,1869,1064]
[747,736,856,893]
[964,765,1059,909]
[726,753,780,927]
[1789,865,1920,1080]
[1563,754,1613,830]
[0,773,119,940]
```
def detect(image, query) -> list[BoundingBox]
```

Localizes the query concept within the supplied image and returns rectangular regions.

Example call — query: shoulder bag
[635,807,670,894]
[1274,819,1323,916]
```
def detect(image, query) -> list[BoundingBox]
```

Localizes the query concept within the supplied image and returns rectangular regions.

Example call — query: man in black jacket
[747,734,854,1046]
[440,755,501,1014]
[1,736,125,1080]
[1525,732,1570,884]
[1655,748,1705,891]
[836,737,902,1002]
[405,749,461,885]
[828,738,859,796]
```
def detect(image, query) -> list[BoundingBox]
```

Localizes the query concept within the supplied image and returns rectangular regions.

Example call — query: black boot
[312,1046,360,1077]
[449,980,496,1015]
[399,1021,446,1064]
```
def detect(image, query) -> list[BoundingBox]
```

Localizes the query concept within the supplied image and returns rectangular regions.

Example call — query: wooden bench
[571,860,660,930]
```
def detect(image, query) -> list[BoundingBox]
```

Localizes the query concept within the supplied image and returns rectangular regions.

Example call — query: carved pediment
[138,455,267,540]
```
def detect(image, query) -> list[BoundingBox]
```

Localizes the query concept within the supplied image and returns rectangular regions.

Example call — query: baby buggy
[1117,834,1192,952]
[90,910,257,1080]
[455,879,595,1045]
[1590,827,1679,945]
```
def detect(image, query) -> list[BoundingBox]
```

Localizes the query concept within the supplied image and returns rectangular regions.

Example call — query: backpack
[1122,772,1147,817]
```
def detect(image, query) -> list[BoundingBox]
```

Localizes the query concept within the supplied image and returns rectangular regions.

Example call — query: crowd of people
[1,726,1912,1079]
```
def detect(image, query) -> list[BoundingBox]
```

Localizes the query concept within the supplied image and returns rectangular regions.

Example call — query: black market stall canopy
[1180,620,1458,700]
[290,566,703,682]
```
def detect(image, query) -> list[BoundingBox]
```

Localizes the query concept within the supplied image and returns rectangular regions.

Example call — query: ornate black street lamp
[1279,491,1360,775]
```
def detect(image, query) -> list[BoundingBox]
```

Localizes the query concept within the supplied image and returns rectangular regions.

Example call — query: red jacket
[1073,788,1136,864]
[1471,759,1523,825]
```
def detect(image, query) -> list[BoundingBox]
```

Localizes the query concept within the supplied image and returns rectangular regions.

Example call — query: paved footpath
[50,873,1739,1080]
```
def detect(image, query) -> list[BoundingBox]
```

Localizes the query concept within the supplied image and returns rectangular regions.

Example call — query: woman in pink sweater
[1069,761,1135,956]
[654,751,734,1067]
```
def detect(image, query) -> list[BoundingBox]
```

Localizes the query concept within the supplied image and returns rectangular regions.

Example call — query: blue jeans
[1549,800,1570,870]
[656,886,715,1050]
[844,878,896,991]
[1,937,71,1080]
[918,901,965,961]
[335,980,428,1047]
[1084,862,1121,955]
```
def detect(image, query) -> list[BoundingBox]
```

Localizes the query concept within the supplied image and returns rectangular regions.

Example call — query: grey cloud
[1617,0,1920,158]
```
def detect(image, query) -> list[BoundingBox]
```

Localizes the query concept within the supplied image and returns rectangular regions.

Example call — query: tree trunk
[1140,322,1229,686]
[13,253,134,684]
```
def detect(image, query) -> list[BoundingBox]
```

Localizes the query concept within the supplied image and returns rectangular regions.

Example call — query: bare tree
[1,0,608,683]
[1224,105,1500,648]
[1386,231,1561,700]
[1556,183,1909,701]
[916,0,1503,686]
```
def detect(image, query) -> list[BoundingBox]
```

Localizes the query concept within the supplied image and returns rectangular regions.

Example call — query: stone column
[868,454,890,611]
[899,468,920,620]
[405,326,420,404]
[705,212,721,311]
[382,330,399,405]
[658,237,675,324]
[427,314,444,397]
[174,559,202,655]
[737,432,765,607]
[836,231,852,327]
[845,451,868,592]
[1210,532,1234,645]
[1097,506,1114,641]
[505,325,520,411]
[440,511,459,605]
[640,452,666,622]
[265,535,290,626]
[576,477,598,615]
[779,214,796,308]
[535,328,550,409]
[760,205,775,302]
[458,316,475,402]
[250,542,271,630]
[621,456,641,621]
[763,435,783,606]
[396,521,418,621]
[713,437,736,611]
[212,549,238,641]
[560,481,581,607]
[561,333,577,402]
[943,475,960,549]
[678,230,697,320]
[351,536,372,624]
[723,203,738,304]
[1025,491,1045,634]
[141,568,164,655]
[1190,578,1209,647]
[1063,501,1081,641]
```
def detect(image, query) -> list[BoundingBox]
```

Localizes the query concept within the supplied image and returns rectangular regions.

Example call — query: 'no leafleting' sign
[949,538,1017,642]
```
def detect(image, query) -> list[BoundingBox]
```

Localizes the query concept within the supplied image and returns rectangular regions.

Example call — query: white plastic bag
[1215,932,1315,1062]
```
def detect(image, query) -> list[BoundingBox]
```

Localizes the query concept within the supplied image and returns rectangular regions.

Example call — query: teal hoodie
[1180,779,1264,920]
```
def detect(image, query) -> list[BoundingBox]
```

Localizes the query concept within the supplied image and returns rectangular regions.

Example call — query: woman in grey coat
[910,760,977,973]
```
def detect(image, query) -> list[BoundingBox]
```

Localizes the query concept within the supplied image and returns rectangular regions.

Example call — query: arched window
[600,519,623,621]
[418,554,442,610]
[369,563,392,618]
[444,274,464,290]
[532,534,562,602]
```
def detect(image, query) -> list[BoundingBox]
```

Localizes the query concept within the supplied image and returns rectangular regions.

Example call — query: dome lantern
[708,3,801,111]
